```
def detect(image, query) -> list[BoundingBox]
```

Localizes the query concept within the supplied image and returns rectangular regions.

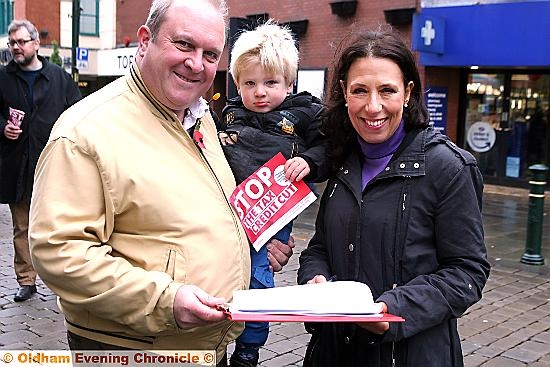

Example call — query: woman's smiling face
[342,56,412,144]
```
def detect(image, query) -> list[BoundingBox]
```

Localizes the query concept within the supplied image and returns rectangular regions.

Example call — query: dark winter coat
[298,127,490,367]
[220,92,325,184]
[0,56,81,203]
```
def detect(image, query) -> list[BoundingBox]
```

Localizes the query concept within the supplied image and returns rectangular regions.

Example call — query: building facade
[2,0,548,187]
[224,0,550,188]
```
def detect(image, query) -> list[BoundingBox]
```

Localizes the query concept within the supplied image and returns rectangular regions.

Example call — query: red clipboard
[224,310,404,323]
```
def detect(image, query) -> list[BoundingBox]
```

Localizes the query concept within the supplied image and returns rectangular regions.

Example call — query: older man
[29,0,291,365]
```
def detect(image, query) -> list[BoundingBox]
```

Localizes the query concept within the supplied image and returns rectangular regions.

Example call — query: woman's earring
[404,100,409,108]
[345,103,348,107]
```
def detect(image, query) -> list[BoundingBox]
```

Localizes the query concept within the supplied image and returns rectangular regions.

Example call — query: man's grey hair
[145,0,228,41]
[8,19,39,40]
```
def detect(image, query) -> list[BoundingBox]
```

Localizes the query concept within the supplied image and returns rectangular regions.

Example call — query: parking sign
[76,47,89,70]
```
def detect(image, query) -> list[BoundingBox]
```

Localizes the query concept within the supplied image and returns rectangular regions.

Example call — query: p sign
[77,47,89,62]
[76,47,89,70]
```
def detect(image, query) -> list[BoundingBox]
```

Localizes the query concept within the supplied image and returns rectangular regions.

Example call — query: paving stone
[257,348,277,363]
[480,356,527,366]
[467,333,502,347]
[0,342,30,350]
[29,339,68,350]
[476,345,506,358]
[464,353,489,367]
[0,330,39,346]
[502,345,545,364]
[516,340,550,355]
[0,322,27,333]
[462,340,483,354]
[488,335,524,350]
[270,324,306,338]
[263,339,302,354]
[260,352,302,367]
[483,326,514,339]
[533,331,550,344]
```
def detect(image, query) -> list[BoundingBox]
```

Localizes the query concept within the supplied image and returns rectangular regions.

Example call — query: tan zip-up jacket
[29,64,250,359]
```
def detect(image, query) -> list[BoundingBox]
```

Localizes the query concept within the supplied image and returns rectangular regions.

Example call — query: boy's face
[236,63,293,113]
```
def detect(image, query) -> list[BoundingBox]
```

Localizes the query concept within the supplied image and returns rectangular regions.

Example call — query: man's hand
[173,285,226,330]
[284,157,310,182]
[4,123,22,140]
[267,236,295,272]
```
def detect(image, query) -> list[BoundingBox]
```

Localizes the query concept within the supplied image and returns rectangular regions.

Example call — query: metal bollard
[520,164,548,265]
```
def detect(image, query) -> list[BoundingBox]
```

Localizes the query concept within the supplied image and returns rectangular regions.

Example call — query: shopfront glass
[464,72,549,184]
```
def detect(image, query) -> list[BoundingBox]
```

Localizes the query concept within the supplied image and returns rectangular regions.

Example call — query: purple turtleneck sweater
[358,120,406,189]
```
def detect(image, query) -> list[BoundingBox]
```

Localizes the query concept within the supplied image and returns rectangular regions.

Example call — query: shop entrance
[462,72,549,187]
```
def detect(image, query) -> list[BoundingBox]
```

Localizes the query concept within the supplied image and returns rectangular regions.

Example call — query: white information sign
[467,121,496,153]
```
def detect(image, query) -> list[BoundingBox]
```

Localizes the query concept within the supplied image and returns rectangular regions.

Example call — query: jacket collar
[7,55,50,78]
[338,127,439,189]
[127,63,179,124]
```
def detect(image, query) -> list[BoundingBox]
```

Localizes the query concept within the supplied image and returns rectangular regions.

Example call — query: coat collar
[7,55,50,79]
[338,127,441,186]
[127,63,179,124]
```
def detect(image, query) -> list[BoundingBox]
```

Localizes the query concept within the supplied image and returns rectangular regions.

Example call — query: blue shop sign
[412,14,445,55]
[413,2,550,66]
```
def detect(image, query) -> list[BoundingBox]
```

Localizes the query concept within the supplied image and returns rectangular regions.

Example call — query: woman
[297,29,490,367]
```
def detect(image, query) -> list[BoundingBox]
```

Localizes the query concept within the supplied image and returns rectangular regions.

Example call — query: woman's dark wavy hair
[322,28,430,172]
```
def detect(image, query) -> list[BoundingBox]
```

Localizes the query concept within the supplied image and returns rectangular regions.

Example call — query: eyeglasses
[7,39,34,48]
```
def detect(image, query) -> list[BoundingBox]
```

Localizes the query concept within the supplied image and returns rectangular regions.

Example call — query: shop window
[510,74,549,172]
[464,72,549,183]
[0,0,14,35]
[464,73,505,177]
[80,0,99,36]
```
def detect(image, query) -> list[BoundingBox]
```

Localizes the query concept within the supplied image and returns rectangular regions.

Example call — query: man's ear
[137,25,151,57]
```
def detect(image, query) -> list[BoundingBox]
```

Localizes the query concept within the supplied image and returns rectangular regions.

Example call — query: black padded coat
[220,92,325,184]
[298,127,490,367]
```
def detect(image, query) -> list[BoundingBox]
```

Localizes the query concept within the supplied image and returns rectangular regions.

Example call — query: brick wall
[116,0,150,46]
[15,0,61,46]
[227,0,416,69]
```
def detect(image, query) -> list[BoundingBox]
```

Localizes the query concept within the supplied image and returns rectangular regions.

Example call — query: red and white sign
[9,107,25,127]
[230,153,317,251]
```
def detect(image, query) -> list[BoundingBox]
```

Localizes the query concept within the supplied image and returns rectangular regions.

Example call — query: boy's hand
[284,157,310,182]
[218,131,237,146]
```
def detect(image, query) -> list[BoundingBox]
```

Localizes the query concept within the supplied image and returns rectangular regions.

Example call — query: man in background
[0,19,81,302]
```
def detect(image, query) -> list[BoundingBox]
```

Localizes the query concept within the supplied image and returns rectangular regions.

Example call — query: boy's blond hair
[230,20,299,86]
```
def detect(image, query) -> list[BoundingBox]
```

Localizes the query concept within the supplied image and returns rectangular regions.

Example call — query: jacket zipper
[189,127,247,248]
[215,322,234,352]
[392,176,411,367]
[329,182,338,197]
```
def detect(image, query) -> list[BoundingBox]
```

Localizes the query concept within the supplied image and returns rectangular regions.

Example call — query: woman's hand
[356,302,389,334]
[306,275,328,284]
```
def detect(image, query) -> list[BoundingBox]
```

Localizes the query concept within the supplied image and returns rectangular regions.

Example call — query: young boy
[218,21,325,367]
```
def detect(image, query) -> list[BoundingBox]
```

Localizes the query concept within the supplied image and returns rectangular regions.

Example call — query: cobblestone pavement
[1,184,550,366]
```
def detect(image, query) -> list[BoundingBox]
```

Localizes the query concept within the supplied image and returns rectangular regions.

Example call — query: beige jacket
[29,65,250,359]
